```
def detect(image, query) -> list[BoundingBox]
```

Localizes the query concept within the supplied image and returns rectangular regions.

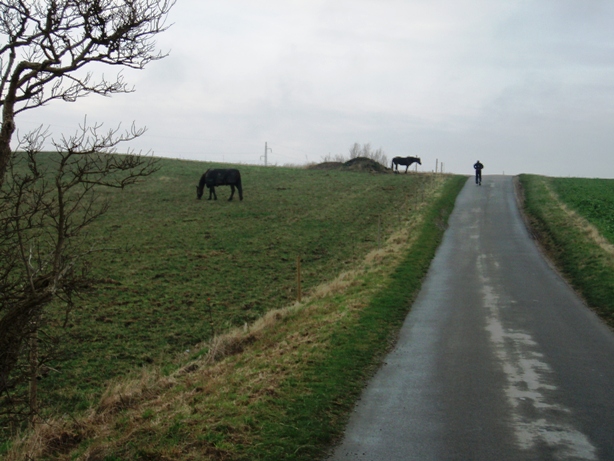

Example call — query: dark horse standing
[392,156,421,173]
[196,169,243,201]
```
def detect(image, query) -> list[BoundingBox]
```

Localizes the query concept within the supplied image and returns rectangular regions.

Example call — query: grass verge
[240,175,466,460]
[517,174,614,328]
[4,174,467,460]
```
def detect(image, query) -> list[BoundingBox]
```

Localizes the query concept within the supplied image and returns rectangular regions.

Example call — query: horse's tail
[236,171,243,200]
[391,159,394,169]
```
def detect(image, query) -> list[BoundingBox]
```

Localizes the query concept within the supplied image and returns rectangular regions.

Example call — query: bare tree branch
[0,0,172,430]
[1,122,159,429]
[0,0,175,186]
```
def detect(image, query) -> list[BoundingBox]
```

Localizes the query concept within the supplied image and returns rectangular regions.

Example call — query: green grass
[237,175,466,460]
[2,153,466,459]
[549,178,614,242]
[518,175,614,327]
[20,157,448,423]
[39,173,464,461]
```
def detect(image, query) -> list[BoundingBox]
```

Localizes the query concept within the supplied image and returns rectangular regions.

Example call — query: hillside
[2,158,466,459]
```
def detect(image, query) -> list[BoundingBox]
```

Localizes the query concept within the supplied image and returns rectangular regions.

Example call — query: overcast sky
[16,0,614,178]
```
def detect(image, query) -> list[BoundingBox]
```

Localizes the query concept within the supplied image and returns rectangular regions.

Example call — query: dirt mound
[308,157,390,173]
[343,157,390,173]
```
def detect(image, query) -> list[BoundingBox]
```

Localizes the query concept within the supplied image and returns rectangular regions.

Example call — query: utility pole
[263,142,272,166]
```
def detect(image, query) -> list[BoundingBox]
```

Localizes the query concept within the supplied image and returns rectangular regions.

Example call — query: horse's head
[416,157,422,165]
[196,170,210,199]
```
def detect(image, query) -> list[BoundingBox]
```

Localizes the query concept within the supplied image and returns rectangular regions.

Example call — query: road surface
[328,175,614,461]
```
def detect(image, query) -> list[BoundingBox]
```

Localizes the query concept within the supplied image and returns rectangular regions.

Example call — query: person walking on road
[474,160,484,185]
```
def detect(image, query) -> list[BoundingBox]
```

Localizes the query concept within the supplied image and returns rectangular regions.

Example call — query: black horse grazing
[196,169,243,201]
[392,156,421,173]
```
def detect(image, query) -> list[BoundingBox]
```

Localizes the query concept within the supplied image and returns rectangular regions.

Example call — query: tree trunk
[0,293,50,398]
[0,103,16,188]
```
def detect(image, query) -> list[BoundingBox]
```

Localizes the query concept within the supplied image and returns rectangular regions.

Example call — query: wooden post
[297,255,302,303]
[29,330,38,427]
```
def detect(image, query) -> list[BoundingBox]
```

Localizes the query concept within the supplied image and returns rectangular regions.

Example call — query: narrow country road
[328,175,614,461]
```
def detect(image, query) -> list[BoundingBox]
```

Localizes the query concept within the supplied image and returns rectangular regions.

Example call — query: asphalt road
[328,175,614,461]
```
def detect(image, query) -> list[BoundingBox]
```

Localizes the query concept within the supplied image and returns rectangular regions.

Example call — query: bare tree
[1,121,160,425]
[0,0,175,187]
[320,152,346,163]
[348,142,388,167]
[368,147,387,167]
[0,0,174,428]
[348,142,362,159]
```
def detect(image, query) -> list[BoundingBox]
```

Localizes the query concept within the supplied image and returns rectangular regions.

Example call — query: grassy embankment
[518,175,614,328]
[3,157,467,460]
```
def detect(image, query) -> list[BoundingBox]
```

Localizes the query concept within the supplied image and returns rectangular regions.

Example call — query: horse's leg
[237,182,243,200]
[405,164,409,173]
[229,185,235,201]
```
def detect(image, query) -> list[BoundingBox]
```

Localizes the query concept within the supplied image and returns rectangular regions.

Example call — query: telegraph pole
[263,142,272,166]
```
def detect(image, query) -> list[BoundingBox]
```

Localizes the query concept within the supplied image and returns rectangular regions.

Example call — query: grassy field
[2,156,467,459]
[518,175,614,327]
[549,178,614,242]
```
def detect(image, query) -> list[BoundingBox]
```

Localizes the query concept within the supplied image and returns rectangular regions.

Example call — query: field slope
[3,158,466,459]
[518,175,614,327]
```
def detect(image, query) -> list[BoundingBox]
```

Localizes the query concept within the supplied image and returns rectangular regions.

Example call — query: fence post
[297,255,302,303]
